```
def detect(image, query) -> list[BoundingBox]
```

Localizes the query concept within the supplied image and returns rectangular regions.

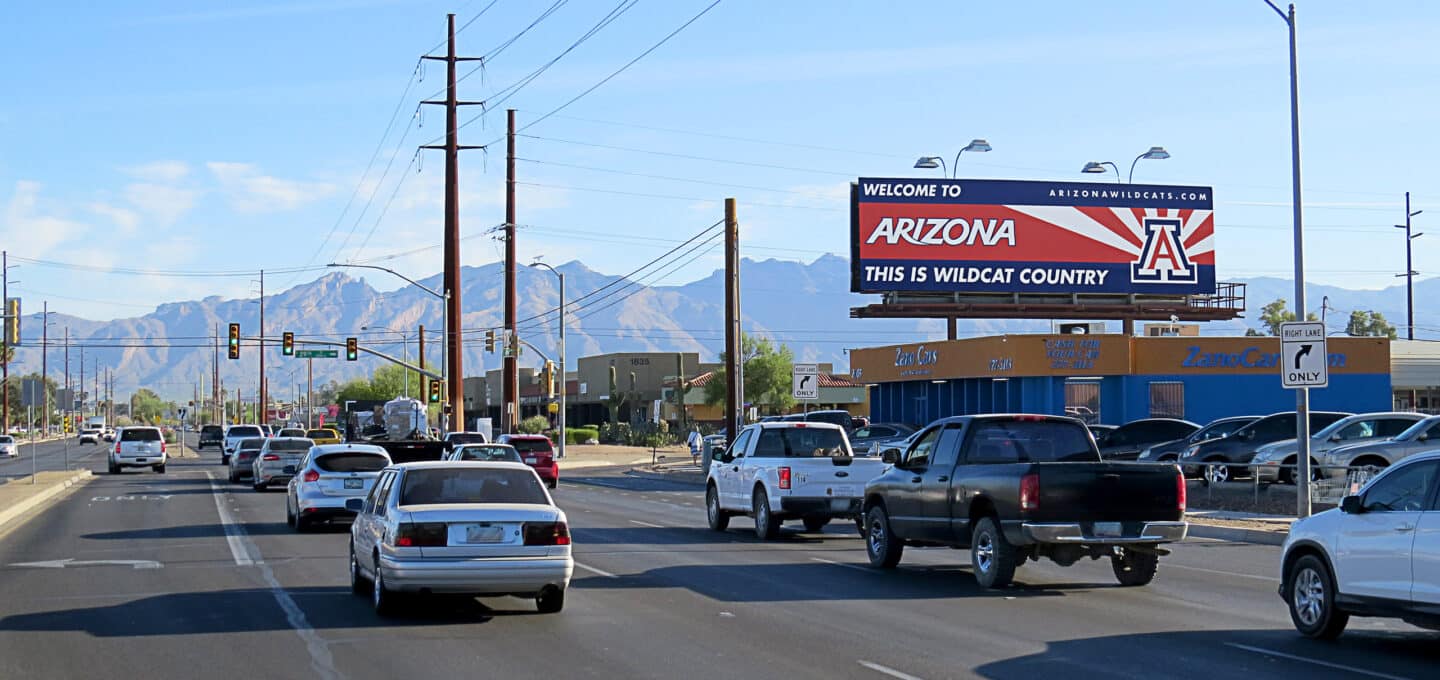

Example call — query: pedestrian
[686,426,703,466]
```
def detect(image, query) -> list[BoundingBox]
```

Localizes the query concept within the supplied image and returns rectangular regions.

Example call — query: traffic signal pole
[503,109,518,434]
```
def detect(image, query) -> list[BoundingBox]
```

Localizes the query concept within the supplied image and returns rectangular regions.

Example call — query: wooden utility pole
[504,108,519,434]
[258,269,266,425]
[421,13,481,433]
[724,198,742,440]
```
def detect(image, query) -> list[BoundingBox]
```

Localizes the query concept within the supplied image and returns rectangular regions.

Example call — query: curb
[1186,522,1287,546]
[625,467,705,487]
[0,470,94,537]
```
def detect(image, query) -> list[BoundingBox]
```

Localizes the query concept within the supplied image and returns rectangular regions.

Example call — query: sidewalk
[0,469,93,540]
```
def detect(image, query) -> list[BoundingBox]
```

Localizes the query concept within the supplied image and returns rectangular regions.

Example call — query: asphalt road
[0,455,1436,679]
[0,436,115,480]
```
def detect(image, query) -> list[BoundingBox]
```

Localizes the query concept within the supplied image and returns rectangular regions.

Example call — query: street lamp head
[913,156,942,169]
[1082,161,1109,174]
[1141,146,1171,160]
[962,139,992,153]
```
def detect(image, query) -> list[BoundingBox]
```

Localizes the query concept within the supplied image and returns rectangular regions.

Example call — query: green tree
[3,372,59,424]
[335,378,379,404]
[1258,298,1318,336]
[1345,310,1398,339]
[129,388,168,424]
[703,332,796,417]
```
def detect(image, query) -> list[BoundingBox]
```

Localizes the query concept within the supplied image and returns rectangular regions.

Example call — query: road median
[0,469,94,540]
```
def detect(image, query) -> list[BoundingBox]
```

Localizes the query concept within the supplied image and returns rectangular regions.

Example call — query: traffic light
[484,329,496,353]
[227,323,241,360]
[3,297,19,346]
[428,378,442,403]
[282,331,294,356]
[62,415,71,433]
[345,337,358,361]
[540,360,555,399]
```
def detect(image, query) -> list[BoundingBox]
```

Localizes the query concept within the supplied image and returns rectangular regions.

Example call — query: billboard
[850,178,1215,295]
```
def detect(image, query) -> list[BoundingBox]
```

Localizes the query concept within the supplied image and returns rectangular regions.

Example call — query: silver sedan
[286,444,392,531]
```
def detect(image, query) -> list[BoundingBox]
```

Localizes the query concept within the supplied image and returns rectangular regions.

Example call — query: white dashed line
[811,557,873,573]
[629,519,666,528]
[857,660,925,680]
[1225,643,1411,680]
[205,471,254,567]
[574,562,618,578]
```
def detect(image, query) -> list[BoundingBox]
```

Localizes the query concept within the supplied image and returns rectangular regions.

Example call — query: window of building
[1149,382,1185,419]
[1065,381,1100,424]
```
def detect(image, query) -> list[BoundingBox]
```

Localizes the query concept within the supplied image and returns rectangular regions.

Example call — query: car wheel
[536,587,566,614]
[971,516,1017,589]
[855,515,866,538]
[294,513,310,533]
[153,464,166,474]
[1203,462,1230,485]
[349,544,369,595]
[372,555,400,616]
[706,484,730,532]
[753,488,781,540]
[108,462,120,475]
[253,480,266,492]
[286,503,296,528]
[1289,554,1349,639]
[864,504,903,569]
[1111,547,1159,587]
[548,479,558,490]
[802,517,830,533]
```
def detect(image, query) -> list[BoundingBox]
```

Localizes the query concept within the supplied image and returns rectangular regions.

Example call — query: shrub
[565,427,599,445]
[519,415,550,434]
[599,422,631,444]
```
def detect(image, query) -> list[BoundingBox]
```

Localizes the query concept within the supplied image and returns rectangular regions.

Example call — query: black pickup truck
[862,414,1187,589]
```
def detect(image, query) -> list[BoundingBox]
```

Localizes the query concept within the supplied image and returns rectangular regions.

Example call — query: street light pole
[531,261,565,459]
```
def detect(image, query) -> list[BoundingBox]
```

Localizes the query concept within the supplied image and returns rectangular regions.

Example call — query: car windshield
[0,436,12,444]
[229,426,262,438]
[456,445,522,463]
[314,452,388,472]
[120,429,162,442]
[268,439,313,452]
[1313,416,1367,441]
[201,426,222,435]
[970,420,1098,463]
[279,429,305,437]
[755,427,852,458]
[1393,418,1440,441]
[1194,418,1252,441]
[508,438,552,454]
[400,468,549,505]
[306,430,332,439]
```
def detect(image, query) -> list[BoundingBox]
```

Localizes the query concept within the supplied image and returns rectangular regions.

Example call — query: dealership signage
[850,178,1216,295]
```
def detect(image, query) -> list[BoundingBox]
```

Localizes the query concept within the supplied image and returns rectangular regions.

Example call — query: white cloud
[124,182,198,227]
[88,202,141,235]
[207,161,336,213]
[122,160,191,183]
[1,181,87,257]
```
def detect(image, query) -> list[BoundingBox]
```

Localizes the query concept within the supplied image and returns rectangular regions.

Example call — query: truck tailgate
[792,458,887,498]
[1031,462,1182,522]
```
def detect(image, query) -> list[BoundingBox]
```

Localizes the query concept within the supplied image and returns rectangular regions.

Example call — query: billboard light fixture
[913,156,942,170]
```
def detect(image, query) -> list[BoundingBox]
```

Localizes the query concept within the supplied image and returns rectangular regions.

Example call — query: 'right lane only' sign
[1280,321,1328,389]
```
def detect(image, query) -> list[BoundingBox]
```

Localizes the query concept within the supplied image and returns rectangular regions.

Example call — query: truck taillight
[778,467,791,490]
[1176,471,1187,514]
[303,470,319,483]
[1019,473,1040,512]
[523,521,571,546]
[161,441,167,454]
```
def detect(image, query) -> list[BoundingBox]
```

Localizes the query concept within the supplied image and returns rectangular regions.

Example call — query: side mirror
[345,498,364,512]
[1340,495,1364,514]
[1328,435,1341,443]
[1420,433,1431,442]
[881,449,900,465]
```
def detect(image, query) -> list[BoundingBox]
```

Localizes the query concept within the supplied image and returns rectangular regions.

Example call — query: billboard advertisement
[850,178,1215,295]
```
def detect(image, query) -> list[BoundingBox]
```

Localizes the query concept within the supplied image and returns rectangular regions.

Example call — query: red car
[498,434,558,488]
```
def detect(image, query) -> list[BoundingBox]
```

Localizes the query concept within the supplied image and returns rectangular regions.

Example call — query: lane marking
[1225,643,1412,680]
[1166,563,1281,583]
[205,471,255,566]
[629,519,666,528]
[858,660,925,680]
[9,558,162,569]
[574,562,618,578]
[811,557,873,573]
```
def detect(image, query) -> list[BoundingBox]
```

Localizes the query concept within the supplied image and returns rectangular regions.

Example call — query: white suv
[1280,450,1440,638]
[109,426,167,474]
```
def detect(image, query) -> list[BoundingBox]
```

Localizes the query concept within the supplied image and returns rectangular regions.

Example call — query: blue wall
[1119,374,1393,424]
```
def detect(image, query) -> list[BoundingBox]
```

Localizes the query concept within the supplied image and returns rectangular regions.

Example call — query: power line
[516,180,843,211]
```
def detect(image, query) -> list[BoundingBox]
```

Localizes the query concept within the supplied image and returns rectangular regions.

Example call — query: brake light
[394,522,447,547]
[303,470,319,483]
[524,521,571,546]
[1019,473,1040,512]
[161,441,167,454]
[262,454,280,461]
[778,466,791,490]
[1176,471,1187,514]
[114,443,121,455]
[792,423,806,428]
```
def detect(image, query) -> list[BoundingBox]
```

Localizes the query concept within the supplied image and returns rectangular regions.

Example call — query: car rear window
[120,428,162,442]
[229,426,262,437]
[279,429,306,437]
[400,468,549,505]
[238,438,266,451]
[754,427,852,458]
[968,420,1098,463]
[201,426,223,435]
[807,412,853,429]
[456,445,522,463]
[314,452,389,472]
[269,440,313,452]
[507,438,552,454]
[447,433,487,445]
[306,430,332,439]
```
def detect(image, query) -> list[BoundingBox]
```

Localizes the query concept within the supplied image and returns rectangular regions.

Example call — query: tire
[1111,548,1160,587]
[372,555,401,616]
[753,488,781,540]
[548,480,558,490]
[349,544,369,595]
[802,517,830,533]
[221,455,230,466]
[108,462,120,475]
[286,503,296,528]
[706,485,730,531]
[294,514,310,533]
[1288,554,1349,639]
[253,480,266,492]
[153,464,166,474]
[971,516,1018,589]
[864,504,904,569]
[1202,461,1231,486]
[856,516,867,538]
[228,470,238,483]
[536,587,566,614]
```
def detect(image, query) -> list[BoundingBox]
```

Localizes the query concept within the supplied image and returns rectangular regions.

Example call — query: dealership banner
[850,178,1215,295]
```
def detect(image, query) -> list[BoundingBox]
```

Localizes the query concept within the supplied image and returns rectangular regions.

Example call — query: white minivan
[110,426,167,474]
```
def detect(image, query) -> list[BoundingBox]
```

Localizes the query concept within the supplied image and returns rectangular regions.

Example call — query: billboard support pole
[947,318,957,341]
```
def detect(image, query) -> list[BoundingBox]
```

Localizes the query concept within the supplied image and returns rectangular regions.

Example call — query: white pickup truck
[705,422,887,539]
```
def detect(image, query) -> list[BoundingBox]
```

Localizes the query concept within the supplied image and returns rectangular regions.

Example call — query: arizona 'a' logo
[1131,217,1196,284]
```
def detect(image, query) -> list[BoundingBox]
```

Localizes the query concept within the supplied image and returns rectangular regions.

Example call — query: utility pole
[41,301,48,436]
[418,325,425,371]
[258,269,266,427]
[504,108,519,434]
[213,323,220,423]
[724,198,742,441]
[79,346,85,418]
[1398,191,1423,341]
[420,13,481,434]
[2,249,9,432]
[63,327,69,428]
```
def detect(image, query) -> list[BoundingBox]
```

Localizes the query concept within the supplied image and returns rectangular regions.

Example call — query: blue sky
[3,0,1438,321]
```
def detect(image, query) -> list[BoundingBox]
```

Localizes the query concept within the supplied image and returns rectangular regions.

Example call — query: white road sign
[1280,321,1328,389]
[792,363,819,400]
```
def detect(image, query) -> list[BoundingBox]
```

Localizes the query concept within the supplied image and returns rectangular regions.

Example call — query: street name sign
[295,349,339,359]
[792,363,819,400]
[1280,321,1327,389]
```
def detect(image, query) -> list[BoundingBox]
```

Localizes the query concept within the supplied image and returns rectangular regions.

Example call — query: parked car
[227,438,267,483]
[251,437,315,491]
[780,409,854,431]
[222,425,265,465]
[496,434,558,489]
[347,461,572,615]
[1180,411,1352,484]
[706,422,887,539]
[277,427,308,438]
[1318,414,1440,479]
[444,443,523,463]
[1137,415,1260,463]
[0,435,15,458]
[306,429,341,446]
[862,414,1188,588]
[198,425,225,450]
[1279,451,1440,638]
[848,422,919,455]
[108,426,167,474]
[285,444,391,531]
[1252,412,1426,485]
[1094,418,1200,461]
[1087,424,1117,439]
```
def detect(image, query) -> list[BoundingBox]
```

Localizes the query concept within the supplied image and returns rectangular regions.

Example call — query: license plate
[344,479,363,489]
[524,457,538,464]
[830,498,852,512]
[1093,522,1123,537]
[283,465,296,474]
[828,485,857,497]
[135,459,147,463]
[463,524,504,544]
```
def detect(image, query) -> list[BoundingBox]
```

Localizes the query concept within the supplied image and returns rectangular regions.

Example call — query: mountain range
[6,255,1429,401]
